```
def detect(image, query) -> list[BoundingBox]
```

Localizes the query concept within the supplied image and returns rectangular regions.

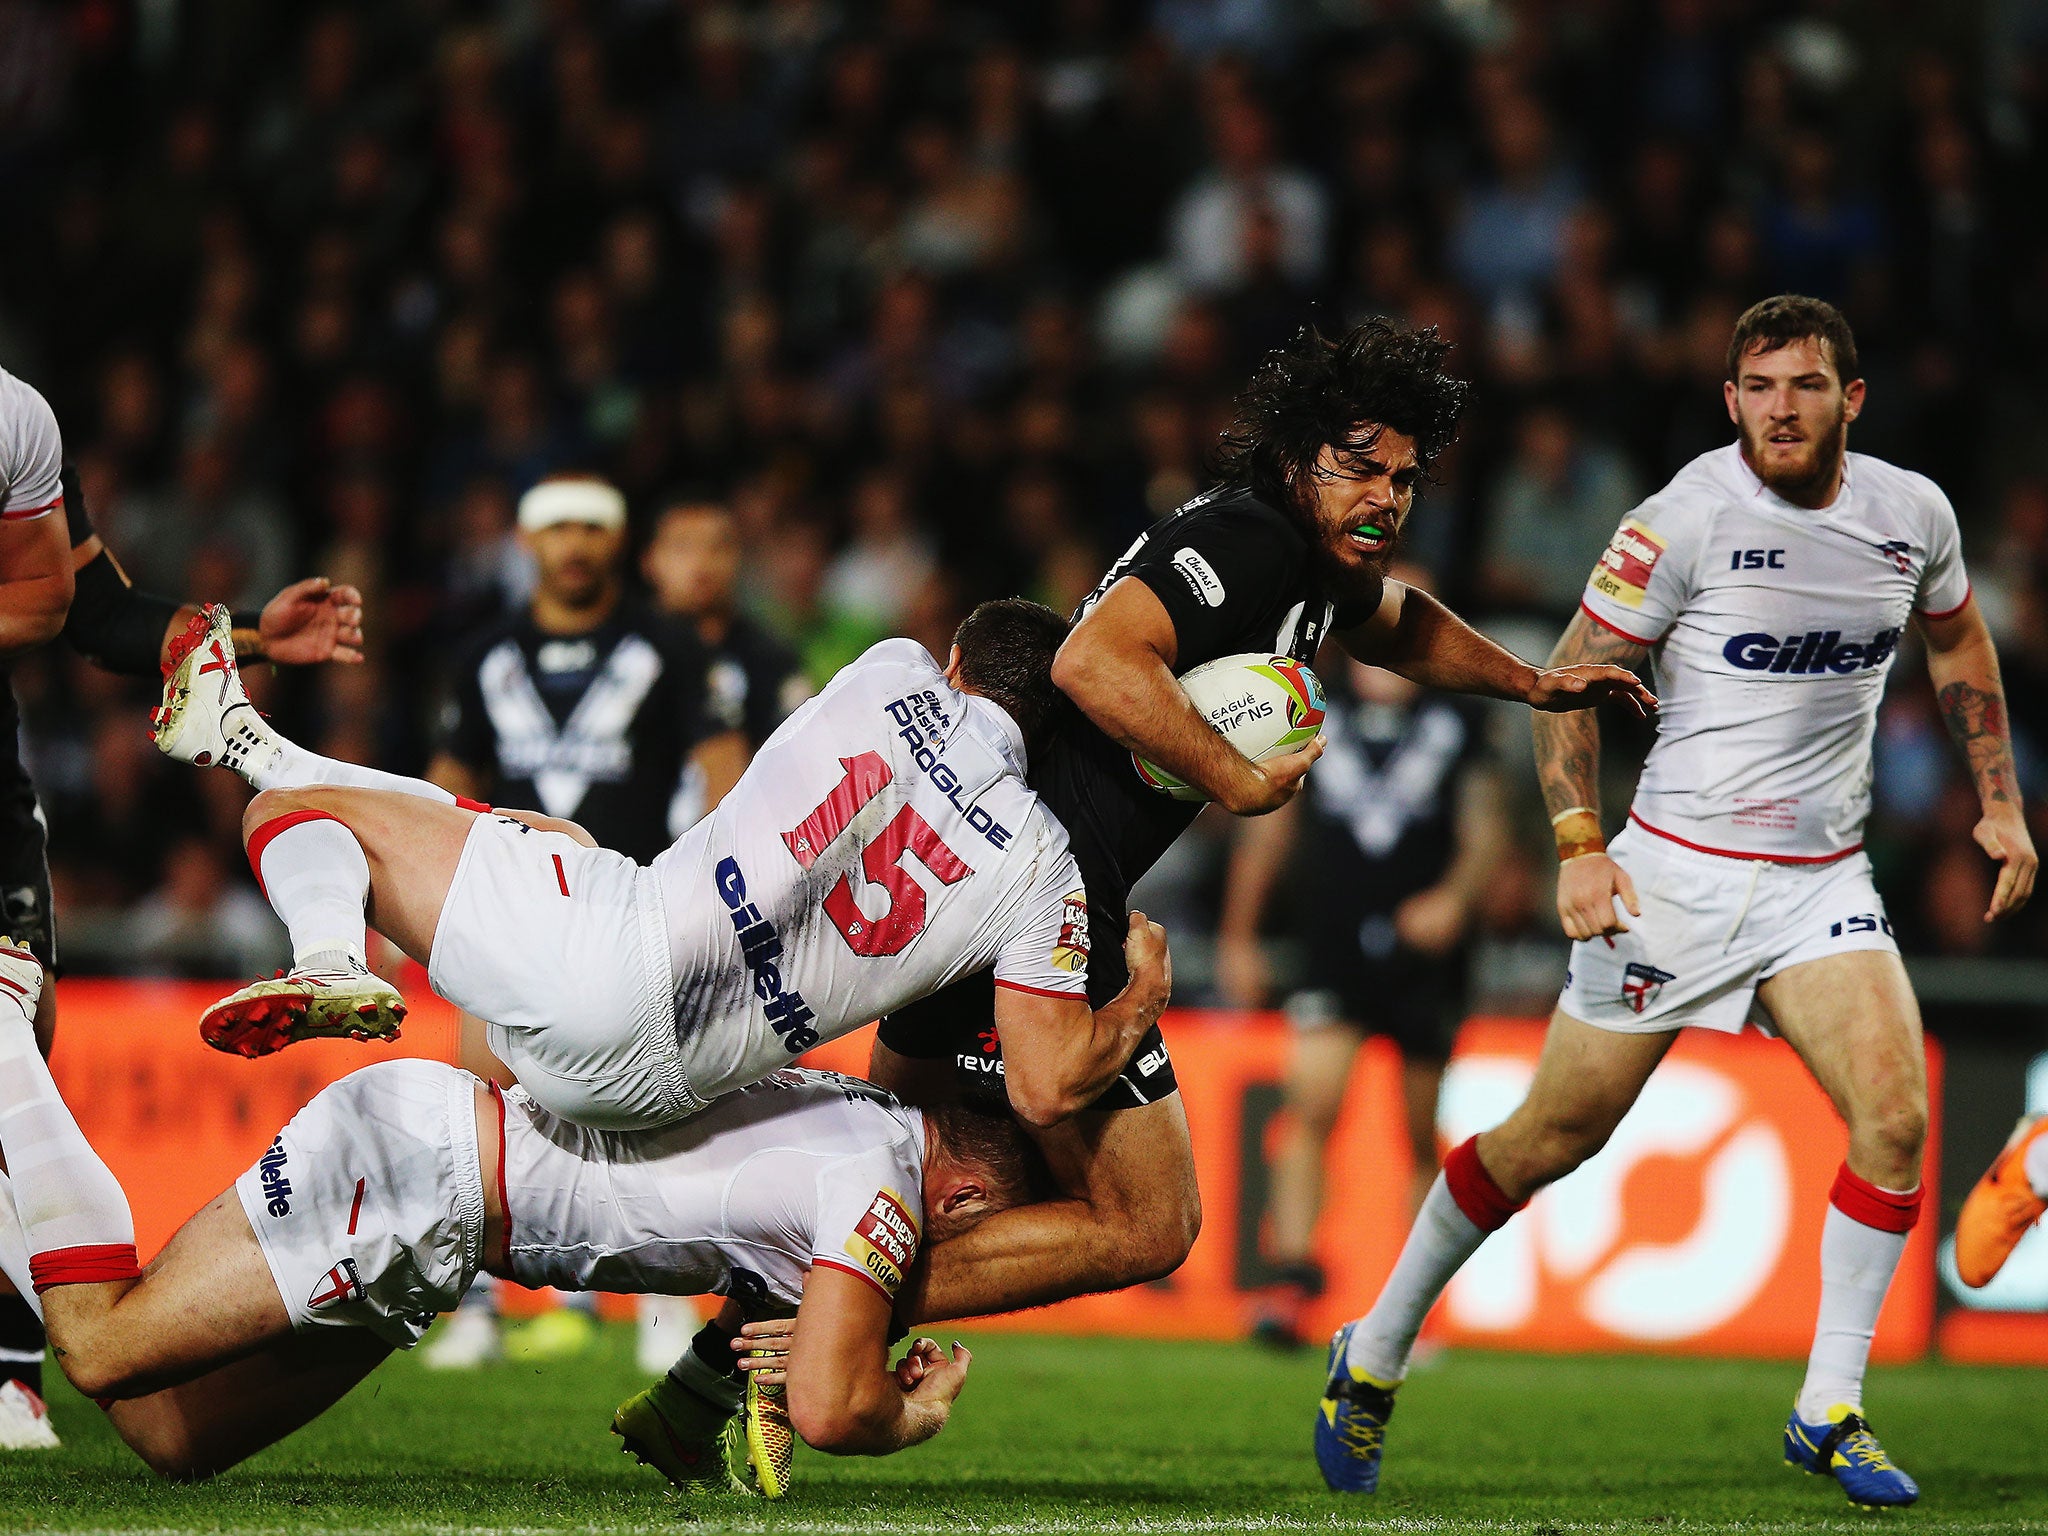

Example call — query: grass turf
[2,1325,2044,1533]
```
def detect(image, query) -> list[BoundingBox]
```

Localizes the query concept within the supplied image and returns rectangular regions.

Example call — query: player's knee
[51,1342,136,1406]
[1509,1112,1613,1185]
[242,786,323,843]
[1116,1178,1202,1284]
[1284,1083,1344,1141]
[133,1434,222,1483]
[1857,1092,1928,1170]
[116,1417,222,1482]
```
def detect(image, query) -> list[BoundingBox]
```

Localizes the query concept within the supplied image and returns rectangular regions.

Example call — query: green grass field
[2,1326,2044,1533]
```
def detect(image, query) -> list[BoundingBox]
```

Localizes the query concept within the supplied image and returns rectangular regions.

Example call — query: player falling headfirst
[152,597,1168,1133]
[0,943,1037,1478]
[1317,296,2036,1509]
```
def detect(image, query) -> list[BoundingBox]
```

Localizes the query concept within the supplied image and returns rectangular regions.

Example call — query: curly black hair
[1209,320,1471,513]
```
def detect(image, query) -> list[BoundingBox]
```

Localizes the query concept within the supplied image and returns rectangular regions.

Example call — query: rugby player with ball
[868,319,1654,1343]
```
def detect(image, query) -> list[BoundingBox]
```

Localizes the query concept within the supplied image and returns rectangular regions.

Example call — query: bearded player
[870,321,1654,1339]
[1317,295,2036,1508]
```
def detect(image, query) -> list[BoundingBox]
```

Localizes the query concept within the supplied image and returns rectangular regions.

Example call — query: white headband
[518,478,627,532]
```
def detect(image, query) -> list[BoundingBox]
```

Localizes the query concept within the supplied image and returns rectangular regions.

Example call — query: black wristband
[64,552,183,677]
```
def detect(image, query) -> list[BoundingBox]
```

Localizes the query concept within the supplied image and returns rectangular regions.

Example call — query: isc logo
[1722,628,1900,675]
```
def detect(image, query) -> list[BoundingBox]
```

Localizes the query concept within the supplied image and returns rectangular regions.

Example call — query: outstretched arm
[1340,582,1657,716]
[1920,595,2036,920]
[1532,610,1653,940]
[67,532,366,676]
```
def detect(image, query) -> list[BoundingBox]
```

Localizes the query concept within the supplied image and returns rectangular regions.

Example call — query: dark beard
[1302,517,1400,607]
[1744,411,1848,504]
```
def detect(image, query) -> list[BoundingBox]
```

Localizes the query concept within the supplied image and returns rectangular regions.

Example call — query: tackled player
[0,941,1038,1478]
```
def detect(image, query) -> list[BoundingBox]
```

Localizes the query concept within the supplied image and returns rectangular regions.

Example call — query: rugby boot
[200,961,405,1058]
[151,604,286,781]
[612,1374,743,1493]
[0,939,43,1024]
[0,1381,57,1451]
[1956,1115,2048,1288]
[723,1369,794,1500]
[1314,1321,1398,1493]
[1784,1404,1920,1508]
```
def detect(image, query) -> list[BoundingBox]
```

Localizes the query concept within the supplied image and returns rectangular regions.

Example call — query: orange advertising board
[43,984,1936,1361]
[1431,1019,1938,1362]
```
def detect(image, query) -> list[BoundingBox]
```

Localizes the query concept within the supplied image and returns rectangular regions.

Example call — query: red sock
[1829,1164,1921,1233]
[1443,1135,1527,1233]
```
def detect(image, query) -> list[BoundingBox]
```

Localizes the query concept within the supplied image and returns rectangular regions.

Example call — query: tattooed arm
[1532,610,1655,940]
[1920,594,2037,920]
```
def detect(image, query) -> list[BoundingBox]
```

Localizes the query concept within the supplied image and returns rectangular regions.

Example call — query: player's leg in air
[0,941,397,1477]
[1317,1009,1670,1493]
[1955,1113,2048,1288]
[153,605,695,1131]
[1758,952,1928,1508]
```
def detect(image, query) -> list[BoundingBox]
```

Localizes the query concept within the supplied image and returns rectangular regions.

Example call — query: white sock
[0,1019,137,1285]
[667,1330,743,1411]
[250,814,371,971]
[1796,1202,1910,1420]
[2026,1128,2048,1201]
[0,1173,43,1324]
[244,738,456,805]
[1344,1173,1486,1384]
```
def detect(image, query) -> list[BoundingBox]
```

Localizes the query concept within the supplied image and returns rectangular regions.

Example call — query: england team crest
[1621,962,1677,1015]
[307,1256,365,1310]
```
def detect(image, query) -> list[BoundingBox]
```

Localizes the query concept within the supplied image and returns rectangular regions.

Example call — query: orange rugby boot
[1955,1115,2048,1288]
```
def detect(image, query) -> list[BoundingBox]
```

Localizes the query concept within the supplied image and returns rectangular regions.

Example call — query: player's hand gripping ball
[1135,653,1326,802]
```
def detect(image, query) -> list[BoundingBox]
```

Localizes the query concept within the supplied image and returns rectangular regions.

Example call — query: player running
[871,320,1655,1336]
[154,597,1169,1132]
[0,944,1026,1478]
[1316,296,2036,1508]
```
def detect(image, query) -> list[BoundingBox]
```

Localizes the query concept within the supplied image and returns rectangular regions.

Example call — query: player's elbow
[787,1381,890,1456]
[1048,636,1100,708]
[9,582,71,653]
[1003,1062,1086,1129]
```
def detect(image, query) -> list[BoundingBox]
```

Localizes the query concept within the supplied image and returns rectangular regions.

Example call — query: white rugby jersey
[1580,444,1969,861]
[653,639,1089,1101]
[0,367,63,521]
[503,1069,925,1308]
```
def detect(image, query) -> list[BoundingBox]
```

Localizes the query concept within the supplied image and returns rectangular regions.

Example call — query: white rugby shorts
[1558,824,1900,1035]
[430,813,702,1129]
[236,1059,485,1349]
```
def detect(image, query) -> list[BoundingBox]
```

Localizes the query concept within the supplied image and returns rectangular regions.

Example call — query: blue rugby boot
[1784,1404,1920,1508]
[1314,1322,1398,1493]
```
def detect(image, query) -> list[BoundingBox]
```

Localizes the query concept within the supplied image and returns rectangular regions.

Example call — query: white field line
[32,1521,2048,1536]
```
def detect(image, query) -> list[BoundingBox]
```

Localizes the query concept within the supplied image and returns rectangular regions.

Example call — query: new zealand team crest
[1621,962,1677,1014]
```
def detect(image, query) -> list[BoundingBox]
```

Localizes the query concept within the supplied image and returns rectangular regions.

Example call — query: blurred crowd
[2,0,2047,990]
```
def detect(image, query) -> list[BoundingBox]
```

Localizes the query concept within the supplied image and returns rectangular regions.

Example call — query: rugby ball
[1135,654,1326,802]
